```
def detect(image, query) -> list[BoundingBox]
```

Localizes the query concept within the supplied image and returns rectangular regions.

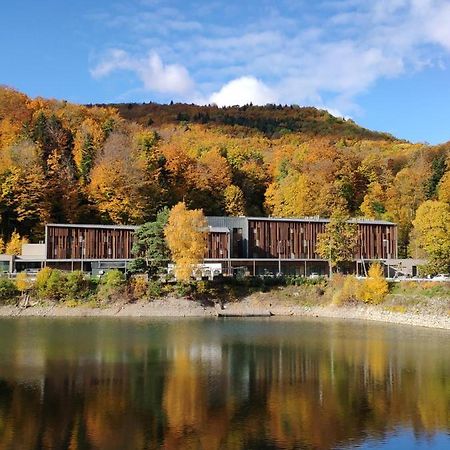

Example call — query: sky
[2,0,450,144]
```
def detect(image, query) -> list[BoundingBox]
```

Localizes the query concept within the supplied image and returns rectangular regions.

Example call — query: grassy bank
[0,268,449,319]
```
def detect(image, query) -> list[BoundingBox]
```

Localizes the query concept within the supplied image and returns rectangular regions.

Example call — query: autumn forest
[1,86,449,258]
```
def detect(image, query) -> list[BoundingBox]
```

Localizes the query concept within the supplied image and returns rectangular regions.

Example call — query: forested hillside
[0,86,449,258]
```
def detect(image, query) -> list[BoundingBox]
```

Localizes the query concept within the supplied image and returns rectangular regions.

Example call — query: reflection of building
[3,217,400,276]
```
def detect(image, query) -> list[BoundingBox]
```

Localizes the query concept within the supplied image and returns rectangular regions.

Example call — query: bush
[360,263,389,304]
[35,268,98,302]
[35,268,68,300]
[35,267,53,298]
[0,278,19,303]
[15,272,32,292]
[97,269,126,301]
[332,275,360,305]
[45,270,68,301]
[64,271,96,300]
[147,280,163,298]
[131,275,148,299]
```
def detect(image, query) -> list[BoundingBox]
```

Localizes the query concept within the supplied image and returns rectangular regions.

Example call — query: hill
[98,101,396,141]
[0,86,449,258]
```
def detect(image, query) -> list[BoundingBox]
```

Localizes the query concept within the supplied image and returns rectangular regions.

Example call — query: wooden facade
[206,217,398,261]
[205,231,230,259]
[44,217,397,266]
[46,225,136,260]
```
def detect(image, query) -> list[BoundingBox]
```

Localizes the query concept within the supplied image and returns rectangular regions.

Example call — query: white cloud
[209,76,278,106]
[89,0,450,115]
[91,49,194,95]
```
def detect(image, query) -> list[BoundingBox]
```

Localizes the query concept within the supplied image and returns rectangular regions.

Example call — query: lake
[0,317,448,450]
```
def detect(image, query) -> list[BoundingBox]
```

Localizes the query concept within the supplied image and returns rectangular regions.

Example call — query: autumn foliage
[0,86,449,267]
[164,202,207,281]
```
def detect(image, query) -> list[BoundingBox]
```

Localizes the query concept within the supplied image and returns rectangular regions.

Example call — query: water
[0,317,448,450]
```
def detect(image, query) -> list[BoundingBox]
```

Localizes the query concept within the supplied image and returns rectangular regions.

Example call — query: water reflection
[0,318,448,449]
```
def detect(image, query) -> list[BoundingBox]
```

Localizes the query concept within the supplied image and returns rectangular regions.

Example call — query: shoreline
[0,297,449,330]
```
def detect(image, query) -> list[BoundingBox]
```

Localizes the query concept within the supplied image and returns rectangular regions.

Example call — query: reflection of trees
[0,319,448,449]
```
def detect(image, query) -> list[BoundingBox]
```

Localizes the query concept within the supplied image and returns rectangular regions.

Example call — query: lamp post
[277,240,282,276]
[383,238,390,278]
[79,235,84,272]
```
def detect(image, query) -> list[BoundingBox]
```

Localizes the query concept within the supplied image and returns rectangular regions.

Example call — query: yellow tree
[224,185,245,216]
[437,171,450,204]
[360,263,389,304]
[5,231,28,255]
[360,181,386,219]
[385,165,429,256]
[88,131,158,223]
[164,202,207,281]
[412,200,450,274]
[265,173,313,217]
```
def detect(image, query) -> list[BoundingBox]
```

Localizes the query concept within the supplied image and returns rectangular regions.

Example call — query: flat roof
[209,226,230,233]
[207,216,396,226]
[46,223,139,230]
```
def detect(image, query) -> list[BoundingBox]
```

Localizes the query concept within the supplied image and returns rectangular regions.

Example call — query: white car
[432,274,450,282]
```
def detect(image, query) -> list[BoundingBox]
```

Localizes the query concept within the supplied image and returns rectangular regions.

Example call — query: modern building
[205,216,397,276]
[3,217,401,277]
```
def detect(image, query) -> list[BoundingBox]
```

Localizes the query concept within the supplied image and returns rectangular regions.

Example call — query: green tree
[425,154,447,199]
[316,210,358,277]
[131,207,170,276]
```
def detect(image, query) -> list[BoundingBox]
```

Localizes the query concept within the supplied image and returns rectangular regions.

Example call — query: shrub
[101,269,126,287]
[35,267,69,300]
[360,263,389,304]
[147,280,163,298]
[332,275,360,305]
[15,272,32,293]
[0,278,19,303]
[35,267,53,298]
[97,269,126,301]
[45,270,68,301]
[64,271,96,300]
[131,275,148,299]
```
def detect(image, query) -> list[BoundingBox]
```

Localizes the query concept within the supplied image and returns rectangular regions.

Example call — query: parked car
[432,274,450,282]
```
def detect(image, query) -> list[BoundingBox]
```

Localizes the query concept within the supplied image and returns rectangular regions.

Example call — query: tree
[438,171,450,204]
[385,165,429,257]
[131,208,170,276]
[412,200,450,274]
[164,202,207,282]
[224,185,245,216]
[316,210,358,277]
[265,173,313,217]
[88,131,158,224]
[360,263,389,304]
[5,231,28,255]
[360,181,386,219]
[425,154,447,199]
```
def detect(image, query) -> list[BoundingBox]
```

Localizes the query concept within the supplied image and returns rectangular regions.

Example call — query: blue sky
[2,0,450,144]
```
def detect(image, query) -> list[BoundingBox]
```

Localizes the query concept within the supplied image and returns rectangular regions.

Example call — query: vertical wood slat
[247,219,396,260]
[47,225,136,260]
